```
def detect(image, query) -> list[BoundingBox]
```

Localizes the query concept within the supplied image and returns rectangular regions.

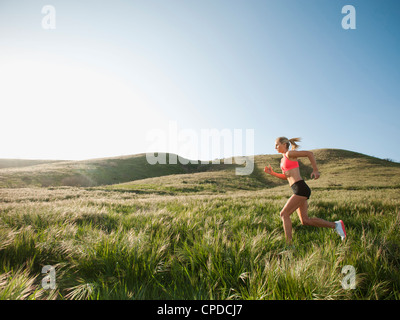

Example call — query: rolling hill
[1,149,399,192]
[0,159,63,169]
[0,153,237,188]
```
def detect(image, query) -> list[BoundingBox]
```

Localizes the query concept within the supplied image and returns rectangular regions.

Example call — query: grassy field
[0,149,399,300]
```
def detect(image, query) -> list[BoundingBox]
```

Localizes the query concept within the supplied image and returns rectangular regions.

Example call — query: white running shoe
[335,220,347,240]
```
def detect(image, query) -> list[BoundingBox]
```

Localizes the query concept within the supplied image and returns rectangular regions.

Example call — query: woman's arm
[264,165,287,180]
[287,150,320,179]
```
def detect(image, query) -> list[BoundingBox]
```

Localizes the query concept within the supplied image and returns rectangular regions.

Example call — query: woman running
[264,137,346,243]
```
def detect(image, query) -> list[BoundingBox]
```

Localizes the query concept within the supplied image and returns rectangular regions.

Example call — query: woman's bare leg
[280,195,308,243]
[296,201,335,228]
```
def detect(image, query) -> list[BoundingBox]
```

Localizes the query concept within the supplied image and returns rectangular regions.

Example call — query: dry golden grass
[0,149,399,299]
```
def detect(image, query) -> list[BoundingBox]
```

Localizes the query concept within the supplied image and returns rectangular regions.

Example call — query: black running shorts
[291,180,311,199]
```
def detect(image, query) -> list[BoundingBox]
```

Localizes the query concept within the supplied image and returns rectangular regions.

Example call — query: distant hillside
[0,153,237,188]
[1,149,399,191]
[0,159,63,169]
[105,149,400,195]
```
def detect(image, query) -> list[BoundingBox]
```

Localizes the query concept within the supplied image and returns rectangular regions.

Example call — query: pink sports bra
[280,153,299,172]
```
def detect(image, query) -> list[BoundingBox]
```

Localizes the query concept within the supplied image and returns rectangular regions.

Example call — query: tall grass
[0,185,399,300]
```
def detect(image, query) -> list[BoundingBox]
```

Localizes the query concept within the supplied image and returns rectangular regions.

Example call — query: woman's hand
[264,165,273,175]
[311,170,320,180]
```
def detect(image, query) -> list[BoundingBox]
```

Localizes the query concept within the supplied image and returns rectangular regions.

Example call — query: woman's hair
[277,137,301,150]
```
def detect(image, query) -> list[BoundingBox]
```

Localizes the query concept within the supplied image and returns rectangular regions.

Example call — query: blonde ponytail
[277,136,301,150]
[288,137,301,150]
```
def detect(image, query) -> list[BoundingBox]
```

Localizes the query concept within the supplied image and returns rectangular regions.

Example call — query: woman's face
[275,140,287,153]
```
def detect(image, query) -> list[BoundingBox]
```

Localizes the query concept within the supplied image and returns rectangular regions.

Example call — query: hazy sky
[1,0,399,161]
